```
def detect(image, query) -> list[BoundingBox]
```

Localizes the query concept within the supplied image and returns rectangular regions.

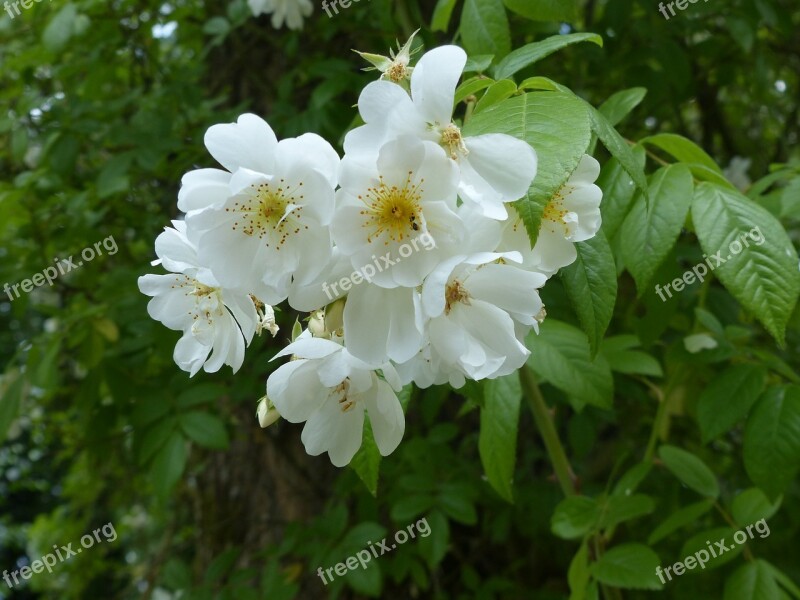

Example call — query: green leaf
[479,373,521,502]
[598,87,647,126]
[438,491,478,525]
[473,79,517,114]
[612,462,652,497]
[647,499,714,544]
[697,364,766,443]
[418,510,449,568]
[560,232,617,357]
[724,561,781,600]
[763,562,800,600]
[591,544,662,590]
[658,445,719,498]
[454,76,496,105]
[691,182,800,345]
[138,417,178,466]
[551,496,600,540]
[680,527,742,571]
[620,164,694,292]
[0,372,25,445]
[494,33,602,80]
[150,431,188,498]
[743,385,800,498]
[731,488,782,526]
[568,541,591,600]
[180,411,229,450]
[504,0,578,20]
[641,133,722,174]
[351,418,382,496]
[588,105,649,197]
[431,0,458,31]
[460,0,511,60]
[464,54,494,74]
[601,335,663,377]
[464,92,592,245]
[597,494,655,529]
[597,150,646,240]
[526,320,614,410]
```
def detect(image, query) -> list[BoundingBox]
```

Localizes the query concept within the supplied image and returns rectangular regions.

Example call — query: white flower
[137,222,260,376]
[419,253,547,383]
[182,114,339,305]
[684,333,718,353]
[248,0,312,30]
[267,335,405,467]
[344,45,538,219]
[332,136,465,288]
[499,154,603,276]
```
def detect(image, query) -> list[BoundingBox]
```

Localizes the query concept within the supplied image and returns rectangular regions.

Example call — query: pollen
[228,180,305,248]
[359,173,424,244]
[333,379,355,413]
[439,123,469,159]
[542,189,571,235]
[444,279,471,315]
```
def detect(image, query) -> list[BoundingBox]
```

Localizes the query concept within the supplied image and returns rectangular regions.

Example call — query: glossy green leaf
[479,373,521,502]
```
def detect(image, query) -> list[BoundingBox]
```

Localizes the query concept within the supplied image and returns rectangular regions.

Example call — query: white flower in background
[332,136,465,288]
[248,0,312,30]
[345,45,538,219]
[419,253,547,385]
[499,154,603,276]
[684,333,718,353]
[182,114,339,305]
[267,334,405,467]
[137,222,264,376]
[356,29,419,85]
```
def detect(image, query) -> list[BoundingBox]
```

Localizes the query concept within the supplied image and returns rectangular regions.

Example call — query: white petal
[204,113,278,174]
[411,46,466,125]
[459,133,538,215]
[154,226,199,274]
[363,379,405,456]
[268,360,329,422]
[174,334,211,377]
[177,169,232,213]
[301,397,365,467]
[276,133,340,188]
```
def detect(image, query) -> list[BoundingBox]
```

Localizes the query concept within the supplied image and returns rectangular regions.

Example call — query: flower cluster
[139,39,603,467]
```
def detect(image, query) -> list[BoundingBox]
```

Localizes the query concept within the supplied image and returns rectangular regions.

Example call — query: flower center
[541,189,571,236]
[444,279,471,314]
[359,173,423,244]
[439,123,468,160]
[226,180,308,249]
[385,60,410,83]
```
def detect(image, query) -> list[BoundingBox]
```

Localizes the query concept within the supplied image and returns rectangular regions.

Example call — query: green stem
[520,367,576,496]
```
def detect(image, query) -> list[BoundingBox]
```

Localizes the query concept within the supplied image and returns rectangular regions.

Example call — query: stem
[520,367,576,496]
